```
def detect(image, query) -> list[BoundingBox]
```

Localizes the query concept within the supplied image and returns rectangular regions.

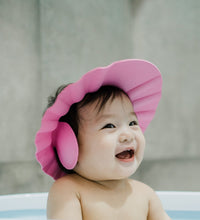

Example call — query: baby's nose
[118,131,134,143]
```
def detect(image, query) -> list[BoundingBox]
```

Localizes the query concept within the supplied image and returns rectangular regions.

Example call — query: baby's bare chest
[80,190,149,220]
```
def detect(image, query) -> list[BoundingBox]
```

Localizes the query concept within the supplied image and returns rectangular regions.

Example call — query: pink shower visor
[35,59,162,179]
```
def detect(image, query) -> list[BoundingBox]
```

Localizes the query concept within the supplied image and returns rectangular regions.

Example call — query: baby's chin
[114,169,138,180]
[113,159,141,177]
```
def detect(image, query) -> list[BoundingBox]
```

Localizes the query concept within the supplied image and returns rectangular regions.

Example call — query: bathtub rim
[0,191,200,212]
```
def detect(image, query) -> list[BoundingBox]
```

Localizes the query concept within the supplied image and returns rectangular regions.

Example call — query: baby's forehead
[78,93,135,121]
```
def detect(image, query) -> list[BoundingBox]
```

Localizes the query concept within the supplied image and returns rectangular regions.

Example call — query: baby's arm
[147,188,171,220]
[47,177,82,220]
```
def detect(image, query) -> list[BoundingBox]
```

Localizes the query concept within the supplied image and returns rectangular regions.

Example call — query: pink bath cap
[35,59,162,179]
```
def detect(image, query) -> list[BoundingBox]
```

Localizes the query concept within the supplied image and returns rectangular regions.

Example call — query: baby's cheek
[137,136,145,158]
[140,133,146,146]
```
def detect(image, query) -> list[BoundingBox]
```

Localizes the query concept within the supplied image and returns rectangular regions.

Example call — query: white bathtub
[0,191,200,219]
[156,191,200,211]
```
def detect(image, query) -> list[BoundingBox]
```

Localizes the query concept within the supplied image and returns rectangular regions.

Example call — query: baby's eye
[102,123,116,129]
[129,121,138,126]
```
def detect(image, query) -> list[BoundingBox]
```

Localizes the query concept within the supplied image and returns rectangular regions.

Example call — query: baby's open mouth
[115,149,135,160]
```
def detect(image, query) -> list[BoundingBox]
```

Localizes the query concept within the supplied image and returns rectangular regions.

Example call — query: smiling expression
[74,93,146,181]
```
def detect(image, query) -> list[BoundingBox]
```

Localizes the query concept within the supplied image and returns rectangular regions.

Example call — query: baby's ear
[53,122,79,169]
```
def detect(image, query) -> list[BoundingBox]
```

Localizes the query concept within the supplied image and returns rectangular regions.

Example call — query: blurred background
[0,0,200,195]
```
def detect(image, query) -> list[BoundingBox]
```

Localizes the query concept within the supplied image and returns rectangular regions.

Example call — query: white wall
[131,0,200,190]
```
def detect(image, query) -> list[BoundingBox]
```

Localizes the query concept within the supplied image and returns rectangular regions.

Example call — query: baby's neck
[74,173,131,192]
[97,178,130,191]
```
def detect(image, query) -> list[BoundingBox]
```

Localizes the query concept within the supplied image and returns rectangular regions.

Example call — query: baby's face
[74,93,145,181]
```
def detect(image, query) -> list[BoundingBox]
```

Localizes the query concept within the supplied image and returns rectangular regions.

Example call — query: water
[0,210,200,219]
[167,210,200,220]
[0,209,45,219]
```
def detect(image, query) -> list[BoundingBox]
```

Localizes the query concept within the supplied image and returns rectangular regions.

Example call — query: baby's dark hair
[45,84,128,174]
[46,84,128,136]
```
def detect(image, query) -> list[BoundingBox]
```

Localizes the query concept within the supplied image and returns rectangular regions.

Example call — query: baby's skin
[47,93,171,220]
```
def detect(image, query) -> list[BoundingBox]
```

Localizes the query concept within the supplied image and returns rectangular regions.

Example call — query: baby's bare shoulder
[47,174,83,219]
[129,179,155,195]
[129,179,171,220]
[51,173,81,188]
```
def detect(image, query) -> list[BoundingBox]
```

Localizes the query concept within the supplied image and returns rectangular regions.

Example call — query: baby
[35,59,171,219]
